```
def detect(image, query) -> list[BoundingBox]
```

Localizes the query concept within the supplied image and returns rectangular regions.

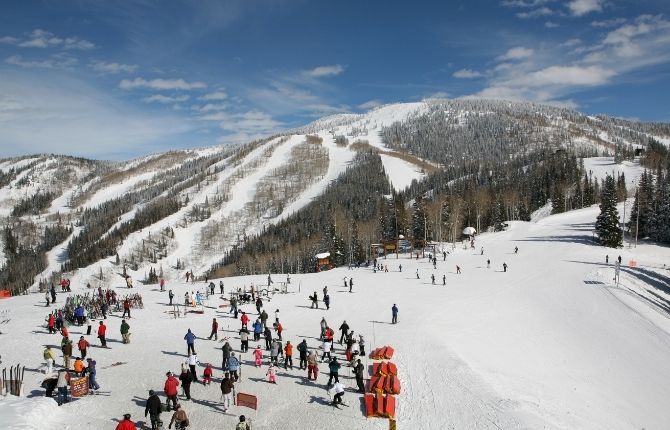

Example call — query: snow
[582,156,644,193]
[2,205,670,429]
[80,172,157,209]
[315,252,331,259]
[650,135,670,147]
[378,154,424,191]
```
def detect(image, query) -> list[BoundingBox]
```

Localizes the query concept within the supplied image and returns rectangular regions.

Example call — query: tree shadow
[516,235,595,245]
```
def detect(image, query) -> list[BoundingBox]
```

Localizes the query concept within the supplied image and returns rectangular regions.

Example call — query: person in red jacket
[203,363,213,385]
[122,298,131,318]
[61,325,69,338]
[115,413,137,430]
[163,371,179,411]
[208,318,219,341]
[240,312,249,329]
[78,336,90,359]
[98,321,107,347]
[47,314,56,334]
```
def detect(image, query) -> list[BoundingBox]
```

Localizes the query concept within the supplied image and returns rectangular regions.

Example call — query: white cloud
[119,77,207,91]
[453,68,483,78]
[358,99,383,110]
[523,65,615,86]
[545,21,560,28]
[497,46,534,61]
[501,0,553,7]
[6,29,96,50]
[142,94,190,103]
[6,54,77,69]
[567,0,603,17]
[193,103,227,112]
[199,91,228,100]
[517,7,554,18]
[591,18,627,28]
[90,61,137,74]
[304,64,345,78]
[0,73,193,159]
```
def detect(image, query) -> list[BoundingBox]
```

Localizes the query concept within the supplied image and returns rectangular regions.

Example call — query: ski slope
[1,203,670,429]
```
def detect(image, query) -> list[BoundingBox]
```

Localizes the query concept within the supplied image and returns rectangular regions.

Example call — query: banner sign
[236,392,258,410]
[70,376,89,397]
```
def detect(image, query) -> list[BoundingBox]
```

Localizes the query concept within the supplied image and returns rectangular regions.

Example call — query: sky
[0,0,669,160]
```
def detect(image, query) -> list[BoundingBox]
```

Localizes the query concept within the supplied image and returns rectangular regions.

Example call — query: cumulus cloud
[497,47,534,61]
[304,64,345,78]
[567,0,603,17]
[119,77,207,91]
[90,61,137,74]
[453,68,483,78]
[142,94,190,103]
[199,91,228,100]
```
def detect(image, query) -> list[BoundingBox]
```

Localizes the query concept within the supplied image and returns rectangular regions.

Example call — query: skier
[254,345,263,367]
[487,259,491,269]
[327,357,341,385]
[456,265,461,274]
[164,372,179,411]
[219,280,224,295]
[416,269,419,279]
[178,367,192,400]
[284,341,293,370]
[236,416,251,430]
[121,319,130,344]
[307,350,318,380]
[239,328,250,353]
[442,274,446,285]
[115,414,137,430]
[145,389,162,430]
[503,262,508,272]
[431,274,435,284]
[391,304,398,324]
[324,293,330,310]
[297,339,308,370]
[514,246,518,254]
[338,321,350,344]
[43,346,56,374]
[87,358,100,391]
[222,342,232,370]
[203,363,213,385]
[186,353,199,382]
[266,362,278,384]
[329,381,346,406]
[56,368,70,406]
[98,321,107,348]
[208,318,219,341]
[228,352,241,381]
[184,329,196,355]
[168,404,189,429]
[322,339,333,362]
[78,336,89,359]
[310,292,319,309]
[169,290,174,306]
[353,359,365,393]
[349,277,353,293]
[220,372,234,412]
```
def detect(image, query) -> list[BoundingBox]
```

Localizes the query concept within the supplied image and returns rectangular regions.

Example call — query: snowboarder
[310,292,319,309]
[392,304,398,324]
[503,262,508,273]
[208,318,218,341]
[220,372,234,412]
[145,389,162,430]
[184,329,196,355]
[329,381,346,406]
[353,359,365,393]
[121,319,130,344]
[97,321,107,347]
[115,414,136,430]
[168,404,189,429]
[514,246,518,254]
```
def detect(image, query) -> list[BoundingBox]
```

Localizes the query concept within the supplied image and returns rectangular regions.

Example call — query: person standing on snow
[220,372,234,412]
[324,293,330,310]
[236,416,251,430]
[168,404,189,429]
[179,367,192,400]
[297,339,308,370]
[228,352,241,381]
[253,319,263,341]
[353,359,366,393]
[391,304,399,324]
[254,345,263,367]
[97,321,108,347]
[266,362,278,384]
[120,319,130,344]
[264,326,273,351]
[115,413,137,430]
[169,290,174,306]
[222,341,232,370]
[327,357,341,386]
[329,381,346,406]
[61,337,73,369]
[145,389,162,430]
[307,351,318,381]
[284,341,293,370]
[78,336,89,359]
[185,353,199,382]
[184,329,196,355]
[349,277,353,292]
[164,371,180,411]
[208,318,219,341]
[43,346,56,374]
[442,275,446,285]
[239,328,250,353]
[270,339,280,365]
[87,358,100,391]
[56,368,71,406]
[503,262,508,273]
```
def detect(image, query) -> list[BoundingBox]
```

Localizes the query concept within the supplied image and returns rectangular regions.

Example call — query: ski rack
[1,363,25,396]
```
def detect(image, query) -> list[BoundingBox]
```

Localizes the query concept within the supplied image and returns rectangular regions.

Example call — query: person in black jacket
[297,339,308,370]
[179,367,192,400]
[353,359,366,393]
[145,389,162,430]
[338,321,349,344]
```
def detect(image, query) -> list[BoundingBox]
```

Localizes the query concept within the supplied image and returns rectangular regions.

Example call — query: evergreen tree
[350,222,365,264]
[551,183,565,214]
[412,195,431,244]
[595,175,623,247]
[492,197,507,232]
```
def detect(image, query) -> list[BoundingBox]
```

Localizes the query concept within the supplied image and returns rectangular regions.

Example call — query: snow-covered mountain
[0,99,668,293]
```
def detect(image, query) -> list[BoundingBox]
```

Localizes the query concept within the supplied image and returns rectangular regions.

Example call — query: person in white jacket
[185,353,199,383]
[321,340,331,362]
[328,381,346,406]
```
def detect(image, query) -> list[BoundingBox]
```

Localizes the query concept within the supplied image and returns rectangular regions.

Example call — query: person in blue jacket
[253,319,263,341]
[227,352,241,381]
[184,329,196,355]
[391,304,399,324]
[87,358,100,391]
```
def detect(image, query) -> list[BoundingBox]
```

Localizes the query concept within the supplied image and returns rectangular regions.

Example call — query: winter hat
[166,371,172,376]
[149,389,155,395]
[239,415,246,422]
[123,414,131,419]
[231,352,235,356]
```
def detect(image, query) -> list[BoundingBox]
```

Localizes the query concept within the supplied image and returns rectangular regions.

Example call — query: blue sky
[0,0,669,159]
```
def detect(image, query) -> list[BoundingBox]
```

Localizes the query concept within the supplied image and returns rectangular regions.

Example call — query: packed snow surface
[1,203,670,429]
